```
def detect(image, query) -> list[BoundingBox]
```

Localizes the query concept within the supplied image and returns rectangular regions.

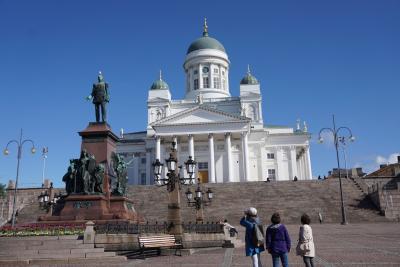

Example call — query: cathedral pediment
[152,105,250,126]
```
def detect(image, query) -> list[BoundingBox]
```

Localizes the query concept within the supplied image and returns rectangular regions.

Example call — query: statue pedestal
[79,122,119,166]
[38,195,141,223]
[78,122,119,194]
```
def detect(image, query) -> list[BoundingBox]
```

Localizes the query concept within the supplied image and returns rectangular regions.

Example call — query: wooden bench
[138,234,182,258]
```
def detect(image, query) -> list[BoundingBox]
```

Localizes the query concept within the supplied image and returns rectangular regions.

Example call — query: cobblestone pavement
[132,223,400,267]
[25,223,400,267]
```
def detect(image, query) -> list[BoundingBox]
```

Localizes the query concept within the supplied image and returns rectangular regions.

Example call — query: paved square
[135,223,400,267]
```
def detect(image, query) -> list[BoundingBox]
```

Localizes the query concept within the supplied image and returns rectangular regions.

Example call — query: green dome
[150,78,169,90]
[240,73,259,85]
[187,36,226,55]
[240,66,259,85]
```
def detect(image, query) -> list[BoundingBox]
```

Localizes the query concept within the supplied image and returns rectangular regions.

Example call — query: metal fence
[183,222,224,234]
[94,221,224,234]
[94,221,168,234]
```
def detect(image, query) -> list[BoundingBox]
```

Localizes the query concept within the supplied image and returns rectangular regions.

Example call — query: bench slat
[138,235,181,248]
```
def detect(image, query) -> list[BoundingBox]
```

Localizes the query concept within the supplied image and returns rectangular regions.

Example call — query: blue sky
[0,0,399,187]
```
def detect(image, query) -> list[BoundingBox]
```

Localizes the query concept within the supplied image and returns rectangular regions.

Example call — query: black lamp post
[152,141,198,234]
[3,129,36,228]
[318,115,355,225]
[152,142,197,192]
[185,178,213,221]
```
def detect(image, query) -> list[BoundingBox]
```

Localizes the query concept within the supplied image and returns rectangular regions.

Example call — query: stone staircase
[0,235,127,266]
[15,202,48,225]
[127,179,389,225]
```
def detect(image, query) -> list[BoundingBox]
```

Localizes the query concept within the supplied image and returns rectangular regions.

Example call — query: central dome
[186,19,226,55]
[187,36,226,54]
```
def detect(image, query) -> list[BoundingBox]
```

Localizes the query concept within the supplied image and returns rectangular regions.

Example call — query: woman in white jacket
[297,214,315,267]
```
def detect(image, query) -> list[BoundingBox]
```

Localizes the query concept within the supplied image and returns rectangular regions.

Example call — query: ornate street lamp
[152,141,198,234]
[152,142,196,191]
[185,178,213,222]
[318,115,355,225]
[3,129,36,228]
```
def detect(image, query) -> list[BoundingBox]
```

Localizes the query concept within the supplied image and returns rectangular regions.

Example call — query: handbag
[296,241,310,256]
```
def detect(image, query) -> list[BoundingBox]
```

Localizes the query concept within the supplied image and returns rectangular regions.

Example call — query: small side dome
[150,70,169,90]
[240,65,259,85]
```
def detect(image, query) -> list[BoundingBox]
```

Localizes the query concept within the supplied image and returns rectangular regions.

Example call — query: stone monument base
[38,194,142,224]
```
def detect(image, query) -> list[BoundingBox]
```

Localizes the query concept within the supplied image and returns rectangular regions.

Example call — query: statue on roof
[87,71,110,123]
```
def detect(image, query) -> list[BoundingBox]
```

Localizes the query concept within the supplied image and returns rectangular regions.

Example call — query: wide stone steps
[127,179,389,224]
[0,235,127,266]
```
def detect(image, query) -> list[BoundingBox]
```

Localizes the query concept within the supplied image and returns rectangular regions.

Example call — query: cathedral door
[198,171,209,183]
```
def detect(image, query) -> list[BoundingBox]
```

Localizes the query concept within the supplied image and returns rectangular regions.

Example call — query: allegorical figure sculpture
[110,152,128,196]
[62,150,104,195]
[87,71,109,123]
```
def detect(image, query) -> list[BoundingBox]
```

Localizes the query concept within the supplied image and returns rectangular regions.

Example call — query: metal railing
[94,221,168,234]
[94,221,224,234]
[183,221,224,234]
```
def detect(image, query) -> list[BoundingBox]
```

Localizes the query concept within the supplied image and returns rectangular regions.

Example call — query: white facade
[117,23,312,185]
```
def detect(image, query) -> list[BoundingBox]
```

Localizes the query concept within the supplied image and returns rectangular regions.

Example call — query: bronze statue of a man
[87,71,109,123]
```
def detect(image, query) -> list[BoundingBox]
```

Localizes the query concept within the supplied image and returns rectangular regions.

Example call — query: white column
[298,153,304,180]
[260,145,266,182]
[290,147,298,180]
[276,148,284,181]
[208,134,216,183]
[173,136,178,161]
[210,64,214,89]
[301,152,306,180]
[188,134,194,159]
[189,69,194,92]
[146,149,151,185]
[155,136,161,160]
[198,64,203,89]
[305,146,312,180]
[225,133,233,182]
[219,65,222,89]
[241,132,250,182]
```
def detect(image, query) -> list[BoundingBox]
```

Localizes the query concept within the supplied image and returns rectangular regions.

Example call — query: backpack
[252,223,264,247]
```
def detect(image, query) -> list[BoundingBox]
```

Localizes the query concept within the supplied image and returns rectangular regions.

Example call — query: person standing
[240,207,265,267]
[265,212,291,267]
[297,214,315,267]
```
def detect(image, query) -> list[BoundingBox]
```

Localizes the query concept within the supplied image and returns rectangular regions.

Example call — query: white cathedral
[117,21,313,185]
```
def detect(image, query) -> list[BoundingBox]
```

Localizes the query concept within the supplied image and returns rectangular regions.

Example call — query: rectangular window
[213,68,219,74]
[198,162,208,170]
[213,77,220,89]
[194,70,198,75]
[267,153,275,159]
[203,77,209,88]
[268,169,276,180]
[222,79,226,90]
[194,79,199,90]
[141,158,146,164]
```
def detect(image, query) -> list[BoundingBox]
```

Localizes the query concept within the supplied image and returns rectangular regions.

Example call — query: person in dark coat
[240,207,265,267]
[265,212,291,267]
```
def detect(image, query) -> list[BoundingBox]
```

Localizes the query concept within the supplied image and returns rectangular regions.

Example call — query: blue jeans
[271,252,288,267]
